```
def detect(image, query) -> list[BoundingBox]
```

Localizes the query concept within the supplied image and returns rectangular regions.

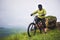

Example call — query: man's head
[38,4,42,10]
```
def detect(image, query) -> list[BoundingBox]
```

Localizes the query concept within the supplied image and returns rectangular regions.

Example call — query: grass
[0,29,60,40]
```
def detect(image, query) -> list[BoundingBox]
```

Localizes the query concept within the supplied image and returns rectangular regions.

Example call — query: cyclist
[31,4,47,33]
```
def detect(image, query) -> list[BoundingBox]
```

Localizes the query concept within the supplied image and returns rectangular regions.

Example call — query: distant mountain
[0,27,4,29]
[0,26,26,37]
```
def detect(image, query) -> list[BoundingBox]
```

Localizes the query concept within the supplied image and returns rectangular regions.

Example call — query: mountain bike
[27,16,44,37]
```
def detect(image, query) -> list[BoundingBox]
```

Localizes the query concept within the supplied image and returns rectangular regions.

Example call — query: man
[31,4,47,33]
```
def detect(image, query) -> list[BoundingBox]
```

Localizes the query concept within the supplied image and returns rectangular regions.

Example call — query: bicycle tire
[27,23,36,37]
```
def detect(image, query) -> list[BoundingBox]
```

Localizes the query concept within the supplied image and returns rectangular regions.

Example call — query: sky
[0,0,60,28]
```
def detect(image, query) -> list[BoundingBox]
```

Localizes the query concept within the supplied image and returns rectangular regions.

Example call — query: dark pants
[34,16,46,28]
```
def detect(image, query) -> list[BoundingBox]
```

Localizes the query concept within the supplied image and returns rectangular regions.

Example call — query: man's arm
[43,9,46,15]
[41,9,46,16]
[31,10,38,16]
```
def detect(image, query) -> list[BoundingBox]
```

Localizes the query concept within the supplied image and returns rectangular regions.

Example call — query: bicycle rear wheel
[27,23,36,37]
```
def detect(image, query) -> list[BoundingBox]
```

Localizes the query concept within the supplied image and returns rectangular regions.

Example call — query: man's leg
[34,16,40,28]
[42,18,47,33]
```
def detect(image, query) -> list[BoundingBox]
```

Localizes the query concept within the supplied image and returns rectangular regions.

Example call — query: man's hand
[41,14,45,16]
[31,14,33,16]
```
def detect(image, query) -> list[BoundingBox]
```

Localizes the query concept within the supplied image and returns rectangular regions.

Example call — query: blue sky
[0,0,60,28]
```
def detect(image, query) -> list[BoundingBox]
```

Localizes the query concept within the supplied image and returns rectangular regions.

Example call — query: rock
[45,16,57,29]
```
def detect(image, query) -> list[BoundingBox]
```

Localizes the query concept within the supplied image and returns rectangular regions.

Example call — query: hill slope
[0,22,60,40]
[1,29,60,40]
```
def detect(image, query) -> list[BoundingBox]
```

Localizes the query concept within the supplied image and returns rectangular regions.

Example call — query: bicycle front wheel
[27,23,36,37]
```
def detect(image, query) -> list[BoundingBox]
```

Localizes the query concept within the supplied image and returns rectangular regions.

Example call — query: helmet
[38,4,42,10]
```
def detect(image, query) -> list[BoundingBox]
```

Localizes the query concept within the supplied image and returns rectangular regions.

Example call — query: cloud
[0,0,60,27]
